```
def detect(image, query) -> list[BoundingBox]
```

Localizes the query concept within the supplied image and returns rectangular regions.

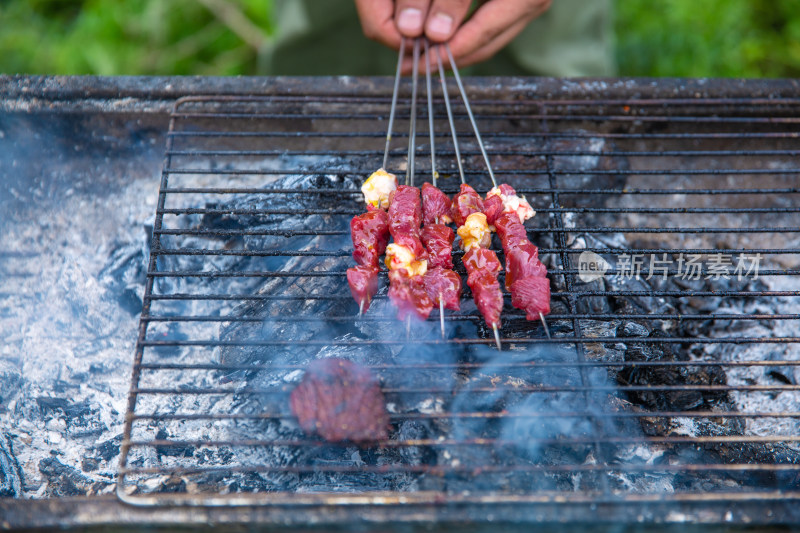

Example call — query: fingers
[454,18,530,67]
[447,0,551,65]
[354,0,403,49]
[394,0,432,37]
[393,0,472,41]
[360,0,551,70]
[425,0,473,42]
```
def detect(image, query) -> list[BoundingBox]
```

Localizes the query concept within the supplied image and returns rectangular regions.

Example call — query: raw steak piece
[290,358,389,443]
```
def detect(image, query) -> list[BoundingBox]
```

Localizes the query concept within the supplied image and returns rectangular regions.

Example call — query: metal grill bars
[119,80,800,507]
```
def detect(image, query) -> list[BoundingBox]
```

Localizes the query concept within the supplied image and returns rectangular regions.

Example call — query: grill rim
[7,493,800,528]
[4,74,800,112]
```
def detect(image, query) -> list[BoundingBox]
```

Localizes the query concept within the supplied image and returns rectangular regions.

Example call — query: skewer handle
[424,38,437,187]
[406,38,421,187]
[435,44,465,184]
[444,43,497,188]
[383,37,406,171]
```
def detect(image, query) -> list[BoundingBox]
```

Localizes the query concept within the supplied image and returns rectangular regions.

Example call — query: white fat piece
[385,243,427,277]
[362,168,398,209]
[458,212,492,251]
[487,186,536,223]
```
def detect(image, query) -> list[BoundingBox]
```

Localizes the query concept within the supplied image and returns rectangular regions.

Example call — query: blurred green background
[1,0,799,77]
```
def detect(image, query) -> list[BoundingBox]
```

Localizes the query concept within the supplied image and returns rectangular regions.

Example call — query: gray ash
[4,126,798,500]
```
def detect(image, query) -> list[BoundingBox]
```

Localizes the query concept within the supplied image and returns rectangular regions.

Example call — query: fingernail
[427,13,453,37]
[397,8,423,34]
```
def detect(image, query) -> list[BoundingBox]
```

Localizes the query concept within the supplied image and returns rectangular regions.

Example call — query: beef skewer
[348,166,396,314]
[420,38,462,338]
[451,186,502,348]
[421,222,460,337]
[443,42,551,339]
[495,212,551,337]
[463,247,504,350]
[352,38,550,345]
[433,46,502,349]
[347,36,407,316]
[386,44,433,333]
[347,207,390,314]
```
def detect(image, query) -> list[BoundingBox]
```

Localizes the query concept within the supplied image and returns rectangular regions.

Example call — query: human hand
[354,0,552,72]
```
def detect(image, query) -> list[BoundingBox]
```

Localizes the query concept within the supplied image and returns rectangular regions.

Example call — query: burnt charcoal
[38,456,108,497]
[65,413,106,440]
[667,435,800,491]
[767,366,796,386]
[619,321,649,338]
[0,359,22,409]
[149,323,188,359]
[216,171,368,383]
[157,475,187,494]
[290,358,389,443]
[36,396,71,415]
[0,434,22,497]
[81,456,100,473]
[157,168,359,304]
[94,436,121,462]
[155,428,193,458]
[574,278,612,315]
[618,330,729,412]
[98,240,147,315]
[225,471,272,493]
[34,397,106,439]
[395,420,437,466]
[117,287,143,316]
[548,135,628,208]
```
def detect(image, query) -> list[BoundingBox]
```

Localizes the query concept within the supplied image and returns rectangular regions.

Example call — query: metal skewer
[444,43,496,188]
[424,39,438,187]
[383,37,406,171]
[492,324,502,351]
[358,299,365,317]
[406,38,421,187]
[539,312,551,339]
[435,45,465,184]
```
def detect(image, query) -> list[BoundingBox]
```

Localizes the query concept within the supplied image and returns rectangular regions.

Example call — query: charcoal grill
[112,76,800,520]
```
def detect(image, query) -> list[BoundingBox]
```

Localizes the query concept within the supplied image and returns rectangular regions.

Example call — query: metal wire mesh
[118,87,800,507]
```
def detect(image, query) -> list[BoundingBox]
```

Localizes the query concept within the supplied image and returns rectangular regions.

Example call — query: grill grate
[119,85,800,507]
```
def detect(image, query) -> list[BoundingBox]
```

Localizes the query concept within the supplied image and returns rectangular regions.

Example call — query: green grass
[615,0,800,78]
[0,0,275,75]
[1,0,799,77]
